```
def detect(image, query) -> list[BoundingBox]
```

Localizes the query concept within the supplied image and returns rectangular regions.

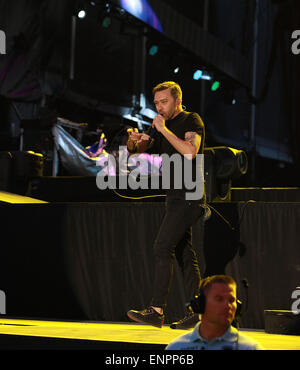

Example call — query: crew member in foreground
[126,81,206,329]
[166,275,264,350]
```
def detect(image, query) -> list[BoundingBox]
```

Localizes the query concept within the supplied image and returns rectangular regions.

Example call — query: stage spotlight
[102,16,111,27]
[149,45,159,56]
[204,147,248,201]
[105,2,112,14]
[193,70,212,81]
[211,81,220,91]
[214,147,248,180]
[174,67,180,74]
[78,9,86,18]
[98,2,113,28]
[193,70,203,80]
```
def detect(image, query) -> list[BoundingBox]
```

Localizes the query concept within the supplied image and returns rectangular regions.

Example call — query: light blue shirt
[166,322,264,350]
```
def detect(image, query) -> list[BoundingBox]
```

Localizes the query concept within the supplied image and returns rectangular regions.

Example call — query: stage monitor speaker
[264,310,300,335]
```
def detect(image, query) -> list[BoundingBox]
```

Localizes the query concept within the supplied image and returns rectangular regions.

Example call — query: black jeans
[150,196,204,309]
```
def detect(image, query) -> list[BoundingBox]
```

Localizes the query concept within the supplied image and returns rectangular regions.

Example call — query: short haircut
[200,275,237,296]
[152,81,182,101]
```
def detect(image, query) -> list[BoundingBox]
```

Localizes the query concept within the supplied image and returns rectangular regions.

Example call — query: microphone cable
[112,188,166,200]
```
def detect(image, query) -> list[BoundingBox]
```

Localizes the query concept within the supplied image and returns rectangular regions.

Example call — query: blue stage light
[193,70,203,80]
[149,45,159,56]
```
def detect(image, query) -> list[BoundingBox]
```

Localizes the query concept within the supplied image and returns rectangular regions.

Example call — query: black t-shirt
[146,111,205,200]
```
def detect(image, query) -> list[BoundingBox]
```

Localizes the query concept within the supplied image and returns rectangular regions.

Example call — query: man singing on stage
[126,81,206,329]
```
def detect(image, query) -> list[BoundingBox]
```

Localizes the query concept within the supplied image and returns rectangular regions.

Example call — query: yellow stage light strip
[0,192,48,204]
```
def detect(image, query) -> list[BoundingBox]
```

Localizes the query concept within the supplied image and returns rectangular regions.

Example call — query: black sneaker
[127,307,164,328]
[170,312,200,329]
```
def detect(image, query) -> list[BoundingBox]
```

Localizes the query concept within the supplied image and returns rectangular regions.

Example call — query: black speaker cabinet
[264,310,300,335]
[0,151,44,194]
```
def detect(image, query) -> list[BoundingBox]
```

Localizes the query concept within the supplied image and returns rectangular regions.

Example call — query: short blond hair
[200,275,237,296]
[152,81,182,101]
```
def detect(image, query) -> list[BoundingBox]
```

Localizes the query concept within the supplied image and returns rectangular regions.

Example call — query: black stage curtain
[227,202,300,329]
[0,203,85,319]
[0,202,200,323]
[1,201,299,328]
[62,202,188,323]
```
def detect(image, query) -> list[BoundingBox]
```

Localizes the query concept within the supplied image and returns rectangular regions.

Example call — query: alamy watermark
[291,288,300,315]
[291,30,300,55]
[95,146,205,201]
[0,290,6,314]
[0,29,6,54]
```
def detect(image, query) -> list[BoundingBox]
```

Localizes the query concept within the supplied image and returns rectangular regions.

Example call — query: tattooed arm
[184,131,201,157]
[157,127,201,159]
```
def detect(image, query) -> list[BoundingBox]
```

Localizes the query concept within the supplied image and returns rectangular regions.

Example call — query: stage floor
[0,318,300,350]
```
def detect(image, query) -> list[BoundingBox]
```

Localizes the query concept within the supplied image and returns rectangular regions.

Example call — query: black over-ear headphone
[188,277,243,318]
